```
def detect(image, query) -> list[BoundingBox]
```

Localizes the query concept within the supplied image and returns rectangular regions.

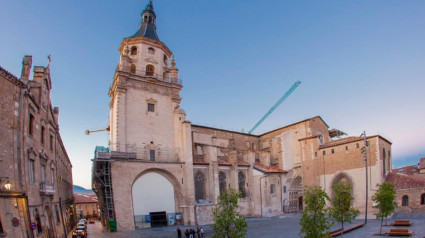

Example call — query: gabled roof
[385,172,425,189]
[74,193,98,204]
[319,135,392,149]
[392,165,419,176]
[259,116,329,137]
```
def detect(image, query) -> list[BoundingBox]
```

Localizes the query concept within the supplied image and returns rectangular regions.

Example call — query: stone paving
[81,213,425,238]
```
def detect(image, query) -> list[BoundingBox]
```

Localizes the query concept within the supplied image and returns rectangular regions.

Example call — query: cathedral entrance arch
[330,172,354,201]
[132,169,181,229]
[288,176,303,212]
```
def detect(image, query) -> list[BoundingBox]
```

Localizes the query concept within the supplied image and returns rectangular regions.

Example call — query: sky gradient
[1,0,424,189]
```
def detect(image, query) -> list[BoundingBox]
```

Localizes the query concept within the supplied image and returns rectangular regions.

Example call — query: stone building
[387,158,425,213]
[92,0,392,231]
[74,194,99,219]
[0,57,75,238]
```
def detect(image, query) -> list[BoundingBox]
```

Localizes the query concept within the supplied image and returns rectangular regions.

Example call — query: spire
[132,0,160,41]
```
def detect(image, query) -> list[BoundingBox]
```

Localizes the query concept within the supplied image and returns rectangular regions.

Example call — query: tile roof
[74,193,98,204]
[319,136,363,149]
[385,172,425,189]
[392,165,419,176]
[254,163,287,173]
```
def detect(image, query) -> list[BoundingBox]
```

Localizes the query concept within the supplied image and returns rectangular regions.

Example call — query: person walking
[197,226,201,238]
[188,228,194,238]
[200,226,204,238]
[177,227,182,238]
[185,228,190,238]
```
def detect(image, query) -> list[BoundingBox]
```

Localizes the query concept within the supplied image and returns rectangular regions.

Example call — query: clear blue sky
[1,0,424,189]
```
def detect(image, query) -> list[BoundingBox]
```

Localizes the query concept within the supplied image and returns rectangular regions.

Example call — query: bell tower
[109,0,185,160]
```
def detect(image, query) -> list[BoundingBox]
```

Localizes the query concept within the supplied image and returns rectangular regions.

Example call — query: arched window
[421,194,425,205]
[144,15,147,22]
[130,64,136,74]
[163,54,168,64]
[130,46,137,55]
[402,195,409,206]
[148,16,152,23]
[238,171,246,198]
[383,148,386,175]
[148,47,155,55]
[219,171,226,195]
[194,171,205,201]
[146,64,154,76]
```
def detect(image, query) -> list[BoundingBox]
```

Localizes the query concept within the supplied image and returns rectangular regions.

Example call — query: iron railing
[40,182,55,195]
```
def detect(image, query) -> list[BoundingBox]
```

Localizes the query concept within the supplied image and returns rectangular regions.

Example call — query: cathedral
[92,0,392,231]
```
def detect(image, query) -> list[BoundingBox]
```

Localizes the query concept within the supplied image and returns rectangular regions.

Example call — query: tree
[329,181,359,238]
[212,188,247,238]
[373,182,397,235]
[299,185,333,238]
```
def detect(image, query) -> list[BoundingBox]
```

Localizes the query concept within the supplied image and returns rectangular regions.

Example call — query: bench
[385,229,412,236]
[328,223,365,237]
[390,220,413,226]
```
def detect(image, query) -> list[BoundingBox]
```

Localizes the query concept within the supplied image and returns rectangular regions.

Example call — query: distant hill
[73,185,94,194]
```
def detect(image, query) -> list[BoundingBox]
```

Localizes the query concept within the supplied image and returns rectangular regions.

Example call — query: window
[130,46,137,55]
[345,146,348,151]
[421,194,425,205]
[148,103,155,112]
[283,186,286,193]
[331,149,335,154]
[219,171,226,194]
[29,160,35,183]
[314,152,317,157]
[317,130,323,145]
[323,150,326,156]
[402,195,409,206]
[148,47,155,55]
[41,126,45,144]
[50,135,53,150]
[356,143,359,149]
[270,184,275,194]
[41,165,45,182]
[0,217,3,234]
[149,150,155,161]
[194,171,205,201]
[163,54,168,64]
[238,171,246,198]
[130,64,136,74]
[146,64,154,76]
[144,15,147,22]
[51,169,55,183]
[29,114,35,136]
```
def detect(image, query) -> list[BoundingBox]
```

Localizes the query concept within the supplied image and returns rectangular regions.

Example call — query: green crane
[248,81,301,134]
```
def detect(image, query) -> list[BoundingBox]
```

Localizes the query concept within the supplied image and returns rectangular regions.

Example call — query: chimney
[32,66,45,83]
[20,55,32,83]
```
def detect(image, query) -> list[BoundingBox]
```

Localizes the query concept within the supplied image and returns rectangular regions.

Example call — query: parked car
[72,228,87,238]
[88,218,95,224]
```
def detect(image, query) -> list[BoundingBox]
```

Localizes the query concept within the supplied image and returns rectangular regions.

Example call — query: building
[74,194,99,219]
[0,57,75,238]
[387,158,425,213]
[92,0,392,231]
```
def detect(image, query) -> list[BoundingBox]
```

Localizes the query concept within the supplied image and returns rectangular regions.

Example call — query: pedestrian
[185,228,190,238]
[197,226,201,238]
[200,226,204,238]
[188,228,194,238]
[177,227,182,238]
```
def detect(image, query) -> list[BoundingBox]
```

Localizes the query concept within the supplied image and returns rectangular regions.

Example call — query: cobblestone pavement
[79,213,425,238]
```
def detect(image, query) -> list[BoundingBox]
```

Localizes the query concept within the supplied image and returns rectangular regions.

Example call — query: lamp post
[0,177,12,191]
[360,131,368,224]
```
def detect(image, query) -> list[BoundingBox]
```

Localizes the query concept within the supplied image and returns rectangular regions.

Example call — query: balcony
[116,66,183,86]
[40,182,55,195]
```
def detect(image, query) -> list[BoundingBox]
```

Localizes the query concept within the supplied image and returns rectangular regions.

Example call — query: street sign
[11,217,20,227]
[30,222,37,230]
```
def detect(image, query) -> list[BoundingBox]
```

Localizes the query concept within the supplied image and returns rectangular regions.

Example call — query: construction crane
[85,126,110,135]
[248,81,301,134]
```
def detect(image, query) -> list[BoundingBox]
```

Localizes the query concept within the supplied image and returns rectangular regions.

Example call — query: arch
[219,171,226,195]
[44,205,55,237]
[163,54,168,64]
[330,172,354,199]
[146,64,155,76]
[130,64,136,74]
[288,176,303,212]
[421,193,425,205]
[402,195,409,206]
[194,171,205,201]
[130,46,137,55]
[238,171,246,198]
[148,47,155,55]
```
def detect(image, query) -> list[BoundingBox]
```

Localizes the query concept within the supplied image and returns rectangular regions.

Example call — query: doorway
[298,196,303,210]
[150,211,167,227]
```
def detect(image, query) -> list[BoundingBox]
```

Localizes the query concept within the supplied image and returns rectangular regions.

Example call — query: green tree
[373,182,397,235]
[299,185,333,238]
[212,188,247,238]
[329,181,360,238]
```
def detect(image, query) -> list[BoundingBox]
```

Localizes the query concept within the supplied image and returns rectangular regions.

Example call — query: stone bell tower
[108,0,186,160]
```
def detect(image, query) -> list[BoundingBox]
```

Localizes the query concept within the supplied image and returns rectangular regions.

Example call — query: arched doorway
[132,171,177,229]
[331,172,354,201]
[44,205,55,238]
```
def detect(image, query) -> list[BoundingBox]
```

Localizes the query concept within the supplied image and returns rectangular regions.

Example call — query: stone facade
[74,194,99,219]
[92,0,392,231]
[0,57,75,238]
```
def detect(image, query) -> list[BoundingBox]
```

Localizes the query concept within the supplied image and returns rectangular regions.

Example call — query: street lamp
[360,131,368,224]
[0,177,12,191]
